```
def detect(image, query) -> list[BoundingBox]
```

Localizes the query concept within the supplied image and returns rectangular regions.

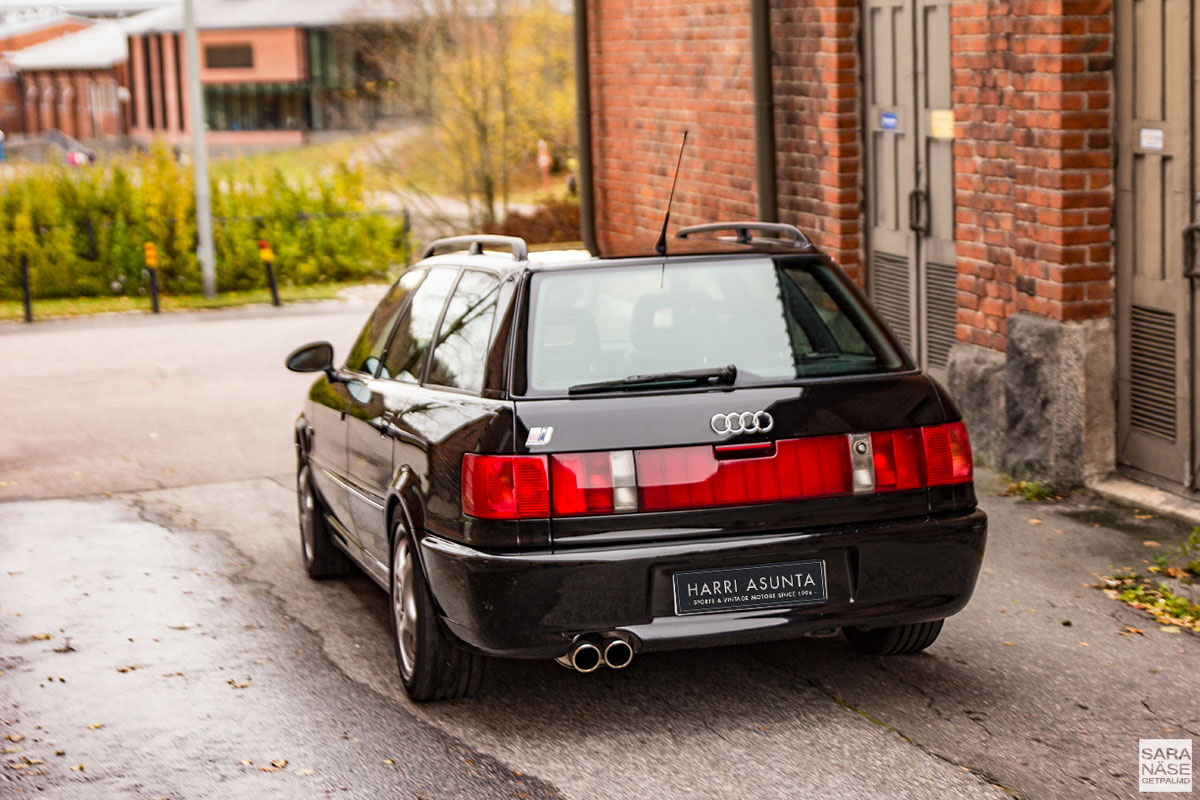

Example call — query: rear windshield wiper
[568,365,737,395]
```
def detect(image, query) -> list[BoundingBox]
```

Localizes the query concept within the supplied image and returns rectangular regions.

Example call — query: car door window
[344,269,426,376]
[382,267,459,384]
[426,270,501,393]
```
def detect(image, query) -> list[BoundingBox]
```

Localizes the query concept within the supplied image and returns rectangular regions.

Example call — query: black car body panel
[291,235,987,665]
[420,509,986,657]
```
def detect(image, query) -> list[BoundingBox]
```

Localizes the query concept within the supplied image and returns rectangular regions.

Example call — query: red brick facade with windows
[0,18,91,135]
[583,0,1119,486]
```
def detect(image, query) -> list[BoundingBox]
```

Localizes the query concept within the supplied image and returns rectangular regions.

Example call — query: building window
[203,83,304,131]
[142,36,155,128]
[205,44,254,70]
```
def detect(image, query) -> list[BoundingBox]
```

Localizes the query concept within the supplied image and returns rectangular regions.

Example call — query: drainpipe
[574,0,598,254]
[751,0,778,223]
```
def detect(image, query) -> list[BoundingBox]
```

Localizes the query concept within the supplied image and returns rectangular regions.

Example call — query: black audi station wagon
[286,223,987,701]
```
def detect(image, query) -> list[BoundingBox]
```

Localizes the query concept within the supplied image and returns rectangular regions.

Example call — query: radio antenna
[654,130,689,257]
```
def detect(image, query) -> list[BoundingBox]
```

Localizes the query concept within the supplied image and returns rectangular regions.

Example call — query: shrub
[0,140,411,300]
[481,198,580,244]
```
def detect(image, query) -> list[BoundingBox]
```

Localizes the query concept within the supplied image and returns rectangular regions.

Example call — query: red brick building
[575,0,1161,492]
[0,12,92,135]
[122,1,413,148]
[9,19,131,139]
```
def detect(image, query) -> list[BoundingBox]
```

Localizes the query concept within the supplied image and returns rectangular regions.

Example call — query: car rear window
[523,256,907,394]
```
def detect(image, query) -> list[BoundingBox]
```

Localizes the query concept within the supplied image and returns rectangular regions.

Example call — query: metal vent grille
[925,261,957,369]
[1129,305,1177,441]
[871,251,912,350]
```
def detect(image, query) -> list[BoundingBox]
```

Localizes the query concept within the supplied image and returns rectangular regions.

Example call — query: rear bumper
[419,509,987,658]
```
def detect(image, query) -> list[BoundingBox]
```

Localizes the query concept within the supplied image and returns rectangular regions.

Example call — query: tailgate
[513,374,961,546]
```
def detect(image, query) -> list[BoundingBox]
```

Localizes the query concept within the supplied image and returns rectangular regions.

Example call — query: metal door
[864,0,957,375]
[1116,0,1193,486]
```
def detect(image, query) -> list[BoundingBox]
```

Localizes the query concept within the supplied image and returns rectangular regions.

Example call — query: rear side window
[344,268,425,376]
[524,257,905,393]
[381,267,459,383]
[427,270,501,393]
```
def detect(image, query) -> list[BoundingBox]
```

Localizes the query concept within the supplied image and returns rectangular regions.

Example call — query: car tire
[389,517,484,702]
[842,619,944,655]
[297,461,349,579]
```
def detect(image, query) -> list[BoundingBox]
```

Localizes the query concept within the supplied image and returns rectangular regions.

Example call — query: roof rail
[675,221,813,250]
[421,235,529,262]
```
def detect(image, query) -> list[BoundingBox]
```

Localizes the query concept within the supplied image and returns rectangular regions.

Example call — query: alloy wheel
[298,467,315,564]
[391,536,418,680]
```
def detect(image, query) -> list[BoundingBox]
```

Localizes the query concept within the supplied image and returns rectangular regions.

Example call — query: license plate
[672,560,827,616]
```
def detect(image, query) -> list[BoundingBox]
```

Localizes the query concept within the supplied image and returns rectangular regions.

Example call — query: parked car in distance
[286,223,987,701]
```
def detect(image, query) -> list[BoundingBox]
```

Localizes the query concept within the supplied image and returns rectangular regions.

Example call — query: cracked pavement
[1,298,1197,798]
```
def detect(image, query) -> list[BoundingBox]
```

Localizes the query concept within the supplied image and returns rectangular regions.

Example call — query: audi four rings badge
[710,411,774,436]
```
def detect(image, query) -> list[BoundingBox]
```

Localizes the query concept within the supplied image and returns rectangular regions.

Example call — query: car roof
[415,235,821,276]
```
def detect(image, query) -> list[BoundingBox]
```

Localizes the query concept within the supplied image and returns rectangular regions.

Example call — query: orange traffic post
[144,242,160,313]
[259,239,280,307]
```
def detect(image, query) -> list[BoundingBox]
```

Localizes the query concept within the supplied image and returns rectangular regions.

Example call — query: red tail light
[636,434,851,512]
[461,454,549,519]
[551,452,615,516]
[922,421,972,486]
[461,422,972,519]
[871,428,924,492]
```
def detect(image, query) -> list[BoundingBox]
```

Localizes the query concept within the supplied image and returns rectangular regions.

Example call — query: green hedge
[0,141,411,300]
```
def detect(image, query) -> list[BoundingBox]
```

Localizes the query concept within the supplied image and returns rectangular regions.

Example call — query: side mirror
[286,341,336,379]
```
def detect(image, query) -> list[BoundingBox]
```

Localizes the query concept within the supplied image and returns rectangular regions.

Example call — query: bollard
[143,242,160,313]
[147,267,160,313]
[20,253,31,323]
[259,239,280,307]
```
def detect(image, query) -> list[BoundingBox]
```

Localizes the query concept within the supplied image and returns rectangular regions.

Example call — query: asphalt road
[1,298,1197,799]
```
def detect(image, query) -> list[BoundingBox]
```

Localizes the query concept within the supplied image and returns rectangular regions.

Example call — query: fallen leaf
[384,758,396,765]
[116,665,143,674]
[87,723,104,730]
[1143,541,1161,548]
[1135,513,1154,520]
[237,759,253,766]
[1053,529,1065,535]
[17,634,50,644]
[1080,642,1089,647]
[1003,641,1015,647]
[4,734,24,743]
[1125,626,1144,635]
[23,758,43,765]
[54,750,64,756]
[1160,626,1182,634]
[1,746,21,754]
[295,768,314,776]
[227,678,252,689]
[168,623,197,631]
[70,764,84,772]
[1029,519,1043,526]
[270,759,287,769]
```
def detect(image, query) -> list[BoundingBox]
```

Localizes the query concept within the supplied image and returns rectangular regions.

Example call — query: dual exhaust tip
[556,635,634,672]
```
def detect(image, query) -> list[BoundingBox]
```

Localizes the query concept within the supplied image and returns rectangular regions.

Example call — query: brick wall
[952,0,1114,352]
[771,0,862,279]
[588,1,758,251]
